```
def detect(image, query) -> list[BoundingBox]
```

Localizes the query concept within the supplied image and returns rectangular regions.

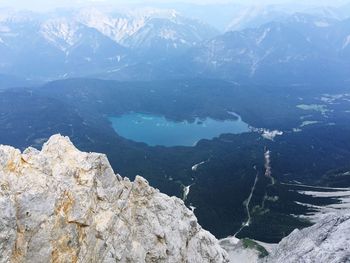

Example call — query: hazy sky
[1,0,349,11]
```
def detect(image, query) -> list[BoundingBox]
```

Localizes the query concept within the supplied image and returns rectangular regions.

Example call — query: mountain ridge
[0,134,229,262]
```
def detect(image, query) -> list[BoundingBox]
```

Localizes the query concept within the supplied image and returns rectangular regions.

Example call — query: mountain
[0,14,128,79]
[0,73,40,89]
[141,3,346,32]
[122,17,217,57]
[262,213,350,262]
[185,14,350,85]
[95,12,350,83]
[0,8,217,80]
[2,8,350,84]
[225,5,290,32]
[0,134,229,262]
[77,8,217,54]
[221,212,350,263]
[224,4,350,32]
[40,18,129,76]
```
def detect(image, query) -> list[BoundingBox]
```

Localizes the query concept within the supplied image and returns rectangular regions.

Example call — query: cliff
[0,135,228,263]
[261,213,350,263]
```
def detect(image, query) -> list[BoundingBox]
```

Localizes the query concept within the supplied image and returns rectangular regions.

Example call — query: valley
[1,78,349,243]
[0,3,350,257]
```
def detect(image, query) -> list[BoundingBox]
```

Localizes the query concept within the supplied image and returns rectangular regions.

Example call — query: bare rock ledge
[261,213,350,263]
[0,135,228,263]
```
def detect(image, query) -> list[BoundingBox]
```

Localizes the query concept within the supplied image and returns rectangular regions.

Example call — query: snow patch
[314,21,330,27]
[295,188,350,223]
[257,28,270,45]
[40,18,81,51]
[192,160,207,171]
[293,128,302,133]
[300,121,319,127]
[219,236,271,263]
[320,93,350,104]
[342,35,350,49]
[160,29,177,41]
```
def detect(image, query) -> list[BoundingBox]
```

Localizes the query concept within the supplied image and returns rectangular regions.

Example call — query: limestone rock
[0,135,228,263]
[261,213,350,263]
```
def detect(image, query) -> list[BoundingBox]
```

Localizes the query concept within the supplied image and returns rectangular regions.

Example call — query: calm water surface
[109,113,250,146]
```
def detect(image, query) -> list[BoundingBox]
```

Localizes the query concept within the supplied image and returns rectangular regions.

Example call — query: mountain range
[0,8,350,85]
[1,5,350,261]
[0,8,217,80]
[184,13,350,85]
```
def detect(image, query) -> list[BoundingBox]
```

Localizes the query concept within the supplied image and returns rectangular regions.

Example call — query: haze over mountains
[0,8,217,79]
[0,3,350,82]
[1,2,350,261]
[187,14,350,85]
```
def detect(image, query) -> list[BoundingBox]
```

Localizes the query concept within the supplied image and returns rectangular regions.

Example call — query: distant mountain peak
[40,18,83,51]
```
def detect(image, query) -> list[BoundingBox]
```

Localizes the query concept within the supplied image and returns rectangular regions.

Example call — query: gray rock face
[0,135,228,263]
[262,213,350,263]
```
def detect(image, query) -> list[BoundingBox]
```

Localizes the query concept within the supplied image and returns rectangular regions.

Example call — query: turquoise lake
[109,113,250,147]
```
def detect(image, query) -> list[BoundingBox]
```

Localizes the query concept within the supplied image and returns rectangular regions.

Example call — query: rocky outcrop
[0,135,228,263]
[262,213,350,263]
